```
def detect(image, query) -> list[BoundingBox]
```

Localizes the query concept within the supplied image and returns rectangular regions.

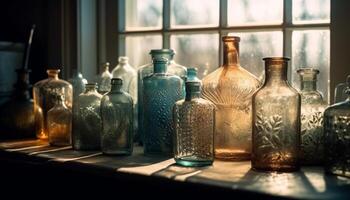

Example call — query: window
[117,0,330,102]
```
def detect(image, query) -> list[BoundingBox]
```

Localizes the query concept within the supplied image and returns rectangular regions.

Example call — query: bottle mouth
[297,67,320,75]
[263,57,290,62]
[47,69,61,74]
[111,78,123,85]
[153,57,168,64]
[150,49,175,56]
[222,36,240,42]
[85,83,97,89]
[118,56,129,63]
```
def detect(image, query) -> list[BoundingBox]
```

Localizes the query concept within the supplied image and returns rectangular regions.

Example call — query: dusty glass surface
[292,29,330,102]
[228,0,283,26]
[252,57,301,172]
[293,0,330,24]
[125,0,162,30]
[202,36,260,161]
[171,33,219,79]
[171,0,219,28]
[125,34,162,68]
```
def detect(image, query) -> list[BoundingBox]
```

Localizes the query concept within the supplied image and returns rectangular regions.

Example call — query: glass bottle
[33,69,73,140]
[186,67,201,84]
[324,75,350,177]
[143,57,184,155]
[138,49,187,143]
[101,78,134,155]
[68,69,87,99]
[112,57,137,101]
[252,57,301,172]
[98,62,112,94]
[297,68,327,165]
[201,36,260,161]
[73,83,102,150]
[47,89,72,146]
[173,81,215,166]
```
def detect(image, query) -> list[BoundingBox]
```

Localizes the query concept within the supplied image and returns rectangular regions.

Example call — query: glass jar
[297,68,327,165]
[101,78,134,155]
[33,69,73,140]
[252,57,301,172]
[73,83,102,150]
[324,75,350,177]
[47,89,72,146]
[186,67,201,84]
[173,81,214,166]
[143,57,184,155]
[138,49,187,143]
[98,62,112,94]
[201,36,260,161]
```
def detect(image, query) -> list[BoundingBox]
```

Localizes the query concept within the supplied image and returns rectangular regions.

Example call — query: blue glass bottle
[186,67,201,84]
[143,57,184,155]
[137,49,187,143]
[101,78,134,155]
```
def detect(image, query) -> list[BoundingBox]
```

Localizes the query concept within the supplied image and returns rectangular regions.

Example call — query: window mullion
[283,0,293,81]
[163,0,171,48]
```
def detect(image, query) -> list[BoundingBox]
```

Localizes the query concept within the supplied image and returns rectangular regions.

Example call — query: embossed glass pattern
[298,68,327,165]
[101,78,133,155]
[173,81,214,166]
[324,76,350,177]
[202,36,260,161]
[33,69,72,140]
[143,57,184,155]
[252,57,301,172]
[73,83,102,150]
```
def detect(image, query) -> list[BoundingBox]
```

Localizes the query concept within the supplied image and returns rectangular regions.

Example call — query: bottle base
[215,149,250,161]
[175,157,213,167]
[252,164,299,172]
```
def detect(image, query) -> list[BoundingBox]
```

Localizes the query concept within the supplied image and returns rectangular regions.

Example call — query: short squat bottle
[73,83,102,150]
[101,78,134,155]
[202,36,260,161]
[252,57,301,172]
[324,75,350,177]
[143,57,184,155]
[47,89,72,146]
[173,81,215,166]
[297,68,327,165]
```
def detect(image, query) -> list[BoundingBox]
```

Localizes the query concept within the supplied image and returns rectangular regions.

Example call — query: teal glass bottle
[137,49,187,143]
[143,57,184,155]
[73,83,102,150]
[101,78,134,155]
[186,67,201,84]
[173,81,215,166]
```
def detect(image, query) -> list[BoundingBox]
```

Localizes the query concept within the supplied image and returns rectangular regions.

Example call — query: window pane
[228,31,283,80]
[228,0,283,26]
[293,0,330,24]
[170,33,219,79]
[292,29,330,102]
[125,35,162,67]
[125,0,162,30]
[171,0,219,28]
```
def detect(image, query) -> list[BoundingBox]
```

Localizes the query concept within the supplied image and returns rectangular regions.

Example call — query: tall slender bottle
[202,36,260,160]
[297,68,327,165]
[252,57,301,172]
[138,49,187,143]
[143,57,184,155]
[98,62,112,94]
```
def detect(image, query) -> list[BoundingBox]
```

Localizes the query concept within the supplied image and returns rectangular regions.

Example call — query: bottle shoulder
[254,83,300,100]
[324,100,350,116]
[102,91,133,104]
[175,98,214,107]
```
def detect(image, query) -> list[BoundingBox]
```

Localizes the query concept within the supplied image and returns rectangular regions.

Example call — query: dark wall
[0,0,49,84]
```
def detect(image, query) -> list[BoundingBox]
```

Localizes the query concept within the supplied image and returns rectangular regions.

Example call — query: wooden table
[0,139,349,199]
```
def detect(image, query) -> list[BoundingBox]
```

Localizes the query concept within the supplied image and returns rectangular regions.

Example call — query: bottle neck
[154,63,167,74]
[185,91,201,101]
[265,64,288,85]
[85,87,97,93]
[223,41,239,67]
[48,73,59,79]
[300,80,317,91]
[152,54,174,62]
[110,84,123,92]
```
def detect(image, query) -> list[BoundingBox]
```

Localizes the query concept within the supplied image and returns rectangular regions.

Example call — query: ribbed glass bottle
[143,57,184,155]
[252,57,301,172]
[201,36,260,161]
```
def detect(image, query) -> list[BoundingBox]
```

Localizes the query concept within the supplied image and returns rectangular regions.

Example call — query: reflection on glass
[292,29,330,103]
[228,0,283,26]
[171,0,219,28]
[293,0,330,24]
[126,0,162,30]
[229,31,283,81]
[125,35,162,68]
[170,33,219,79]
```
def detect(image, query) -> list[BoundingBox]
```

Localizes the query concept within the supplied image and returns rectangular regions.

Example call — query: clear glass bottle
[186,67,201,84]
[33,69,73,140]
[138,49,187,143]
[201,36,260,161]
[324,75,350,177]
[173,81,215,166]
[101,78,134,155]
[143,57,184,155]
[252,57,301,172]
[47,89,72,146]
[73,83,102,150]
[297,68,327,165]
[98,62,112,94]
[112,57,137,101]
